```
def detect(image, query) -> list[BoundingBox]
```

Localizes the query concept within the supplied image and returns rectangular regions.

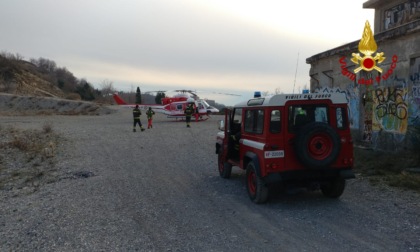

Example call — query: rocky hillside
[0,93,114,116]
[0,54,114,115]
[0,56,66,98]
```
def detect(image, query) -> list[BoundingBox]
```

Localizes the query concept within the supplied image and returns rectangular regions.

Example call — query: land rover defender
[215,92,354,203]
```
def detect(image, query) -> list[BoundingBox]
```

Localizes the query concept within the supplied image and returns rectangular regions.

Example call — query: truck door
[284,101,312,169]
[264,108,285,171]
[219,108,231,160]
[227,108,242,161]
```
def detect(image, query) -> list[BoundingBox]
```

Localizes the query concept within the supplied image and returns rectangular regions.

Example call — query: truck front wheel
[218,151,232,179]
[246,162,269,204]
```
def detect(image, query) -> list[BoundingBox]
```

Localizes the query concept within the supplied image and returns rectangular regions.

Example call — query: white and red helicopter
[112,90,221,121]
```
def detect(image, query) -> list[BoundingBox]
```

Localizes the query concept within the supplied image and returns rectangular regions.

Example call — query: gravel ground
[1,106,419,251]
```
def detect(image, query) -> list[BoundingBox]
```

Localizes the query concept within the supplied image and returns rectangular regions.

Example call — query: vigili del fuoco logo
[339,21,398,85]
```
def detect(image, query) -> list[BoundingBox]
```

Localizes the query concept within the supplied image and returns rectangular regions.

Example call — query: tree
[155,91,166,104]
[274,87,283,94]
[100,79,115,96]
[98,79,115,104]
[76,79,96,101]
[54,67,78,92]
[261,91,270,97]
[136,86,142,104]
[0,53,23,92]
[30,57,57,73]
[0,51,24,61]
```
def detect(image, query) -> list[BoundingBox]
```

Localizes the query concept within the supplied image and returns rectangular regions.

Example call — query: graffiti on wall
[346,86,360,130]
[413,85,420,97]
[410,84,420,126]
[372,86,408,133]
[406,56,420,147]
[409,84,420,127]
[362,86,374,142]
[409,56,420,126]
[384,1,420,31]
[313,86,360,129]
[411,74,420,85]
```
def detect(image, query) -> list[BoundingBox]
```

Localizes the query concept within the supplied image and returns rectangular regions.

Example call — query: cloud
[0,0,373,106]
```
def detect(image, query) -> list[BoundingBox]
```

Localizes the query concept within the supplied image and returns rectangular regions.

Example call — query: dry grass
[0,124,61,194]
[42,121,53,133]
[354,147,420,192]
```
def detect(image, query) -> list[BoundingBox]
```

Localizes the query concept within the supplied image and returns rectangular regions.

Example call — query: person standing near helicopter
[133,105,145,132]
[194,106,200,122]
[184,103,194,128]
[146,107,155,129]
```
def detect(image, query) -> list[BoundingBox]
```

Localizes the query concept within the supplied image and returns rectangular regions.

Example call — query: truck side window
[233,108,242,123]
[289,106,309,130]
[244,109,264,134]
[314,107,328,123]
[270,110,281,133]
[231,108,243,133]
[336,107,347,129]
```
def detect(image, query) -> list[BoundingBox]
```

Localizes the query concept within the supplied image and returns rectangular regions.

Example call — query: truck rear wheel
[218,151,232,178]
[295,122,341,168]
[321,178,346,198]
[246,162,269,204]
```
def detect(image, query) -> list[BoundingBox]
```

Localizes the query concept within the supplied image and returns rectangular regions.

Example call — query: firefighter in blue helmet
[133,105,145,132]
[184,103,194,128]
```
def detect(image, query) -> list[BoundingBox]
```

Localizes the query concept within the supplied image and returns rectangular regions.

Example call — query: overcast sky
[1,0,374,105]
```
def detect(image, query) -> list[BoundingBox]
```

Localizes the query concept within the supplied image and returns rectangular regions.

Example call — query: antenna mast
[292,52,299,94]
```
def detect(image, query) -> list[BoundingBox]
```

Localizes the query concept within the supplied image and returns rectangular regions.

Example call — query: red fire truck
[215,92,354,203]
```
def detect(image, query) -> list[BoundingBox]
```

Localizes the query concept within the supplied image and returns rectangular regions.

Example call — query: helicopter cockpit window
[202,100,210,107]
[176,104,183,110]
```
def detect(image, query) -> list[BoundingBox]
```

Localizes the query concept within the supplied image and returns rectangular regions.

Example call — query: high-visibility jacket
[146,109,155,119]
[133,108,141,119]
[184,105,194,117]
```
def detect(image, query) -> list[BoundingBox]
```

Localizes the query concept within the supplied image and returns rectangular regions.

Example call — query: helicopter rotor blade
[212,92,241,97]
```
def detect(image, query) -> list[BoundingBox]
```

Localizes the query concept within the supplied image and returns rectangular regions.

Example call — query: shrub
[42,121,53,134]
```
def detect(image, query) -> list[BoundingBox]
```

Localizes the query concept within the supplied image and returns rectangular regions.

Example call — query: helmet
[135,104,139,108]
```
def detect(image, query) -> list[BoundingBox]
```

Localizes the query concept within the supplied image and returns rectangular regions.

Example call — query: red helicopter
[112,90,221,121]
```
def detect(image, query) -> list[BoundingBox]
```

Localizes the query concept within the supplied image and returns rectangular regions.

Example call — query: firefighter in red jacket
[133,105,145,132]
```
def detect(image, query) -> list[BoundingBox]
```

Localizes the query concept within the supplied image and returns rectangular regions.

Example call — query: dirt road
[1,107,419,251]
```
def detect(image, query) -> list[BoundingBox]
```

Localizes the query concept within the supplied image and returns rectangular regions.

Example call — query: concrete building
[306,0,420,151]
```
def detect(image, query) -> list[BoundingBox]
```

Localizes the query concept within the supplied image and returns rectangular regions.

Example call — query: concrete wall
[306,20,420,151]
[364,0,420,34]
